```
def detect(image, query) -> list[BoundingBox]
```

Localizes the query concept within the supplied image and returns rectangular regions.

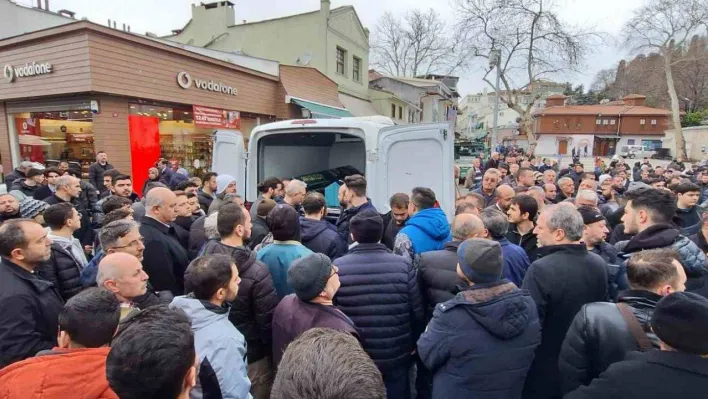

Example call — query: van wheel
[629,154,635,159]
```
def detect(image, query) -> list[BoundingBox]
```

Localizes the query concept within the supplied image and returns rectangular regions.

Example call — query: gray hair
[452,214,483,240]
[99,220,139,250]
[145,189,166,208]
[528,186,545,195]
[576,190,599,206]
[286,179,307,196]
[19,161,33,169]
[479,208,509,239]
[558,177,573,186]
[144,182,167,196]
[54,175,75,190]
[205,211,220,239]
[546,204,585,241]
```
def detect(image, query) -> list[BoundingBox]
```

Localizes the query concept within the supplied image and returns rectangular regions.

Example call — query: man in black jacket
[0,219,64,368]
[87,151,114,195]
[418,213,484,322]
[559,248,687,394]
[522,204,608,399]
[577,206,621,265]
[201,203,279,399]
[381,193,410,250]
[9,168,44,198]
[97,252,170,310]
[4,161,32,189]
[565,292,708,399]
[506,194,539,261]
[300,192,347,261]
[43,175,91,246]
[140,187,189,296]
[197,172,218,213]
[0,193,21,223]
[33,167,61,201]
[249,199,275,250]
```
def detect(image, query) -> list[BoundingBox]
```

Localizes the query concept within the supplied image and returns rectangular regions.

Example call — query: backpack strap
[617,302,653,352]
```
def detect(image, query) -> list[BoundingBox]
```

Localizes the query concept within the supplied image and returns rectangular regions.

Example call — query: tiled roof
[534,104,672,117]
[279,65,344,108]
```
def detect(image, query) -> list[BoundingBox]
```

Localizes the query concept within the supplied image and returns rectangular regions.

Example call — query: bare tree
[590,68,616,95]
[623,0,708,161]
[371,9,469,77]
[454,0,602,153]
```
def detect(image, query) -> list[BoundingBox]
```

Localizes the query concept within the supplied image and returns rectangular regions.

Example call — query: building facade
[164,0,374,113]
[532,94,671,157]
[0,0,76,40]
[369,74,457,126]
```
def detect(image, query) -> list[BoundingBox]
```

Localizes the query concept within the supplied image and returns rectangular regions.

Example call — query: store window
[12,110,95,178]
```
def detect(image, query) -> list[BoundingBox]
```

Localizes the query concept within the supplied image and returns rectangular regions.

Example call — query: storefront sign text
[177,71,238,96]
[3,62,53,83]
[193,105,241,129]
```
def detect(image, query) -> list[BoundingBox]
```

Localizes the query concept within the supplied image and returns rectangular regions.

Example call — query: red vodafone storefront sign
[193,105,240,129]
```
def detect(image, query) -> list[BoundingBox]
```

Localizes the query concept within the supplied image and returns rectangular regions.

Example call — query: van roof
[254,116,396,133]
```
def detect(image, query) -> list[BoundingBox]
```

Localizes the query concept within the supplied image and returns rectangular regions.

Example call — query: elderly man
[140,187,189,295]
[480,208,530,287]
[283,179,307,211]
[544,183,558,204]
[522,204,608,399]
[88,151,114,195]
[485,152,501,171]
[557,177,576,202]
[543,169,557,185]
[97,252,168,310]
[578,179,598,193]
[43,175,91,245]
[81,219,146,287]
[474,168,501,207]
[488,184,515,214]
[575,190,600,208]
[577,206,620,265]
[4,161,33,189]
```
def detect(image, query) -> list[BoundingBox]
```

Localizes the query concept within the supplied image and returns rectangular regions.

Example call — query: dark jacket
[564,351,708,399]
[272,295,358,367]
[418,241,466,321]
[616,224,707,276]
[484,158,500,171]
[335,200,377,244]
[0,258,64,368]
[590,241,621,266]
[299,217,347,261]
[158,167,174,186]
[4,168,26,189]
[675,206,702,236]
[188,215,208,260]
[10,179,39,197]
[559,290,662,394]
[497,237,530,287]
[248,216,269,250]
[334,243,425,371]
[521,244,608,399]
[473,187,497,208]
[43,194,91,245]
[140,216,190,296]
[506,224,539,262]
[200,241,279,364]
[87,162,114,194]
[33,185,54,201]
[381,213,407,250]
[196,189,215,213]
[36,242,84,301]
[417,281,541,399]
[171,216,194,250]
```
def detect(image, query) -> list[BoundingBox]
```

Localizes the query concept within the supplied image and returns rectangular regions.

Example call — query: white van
[211,117,454,220]
[619,145,656,159]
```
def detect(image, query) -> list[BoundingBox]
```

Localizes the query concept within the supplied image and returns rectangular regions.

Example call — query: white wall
[0,0,74,40]
[535,134,595,157]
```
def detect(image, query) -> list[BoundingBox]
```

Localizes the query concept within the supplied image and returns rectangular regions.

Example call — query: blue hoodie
[397,208,452,259]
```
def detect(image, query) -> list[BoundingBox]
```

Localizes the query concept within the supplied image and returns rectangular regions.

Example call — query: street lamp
[489,49,501,151]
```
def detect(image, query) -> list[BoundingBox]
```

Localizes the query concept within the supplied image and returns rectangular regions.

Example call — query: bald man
[489,184,515,213]
[418,213,485,321]
[96,253,160,311]
[139,187,189,295]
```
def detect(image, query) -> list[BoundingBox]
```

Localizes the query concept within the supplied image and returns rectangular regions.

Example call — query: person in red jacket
[0,288,121,399]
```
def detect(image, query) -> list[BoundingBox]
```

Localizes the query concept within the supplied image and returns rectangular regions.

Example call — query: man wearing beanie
[271,253,357,367]
[418,238,541,398]
[335,209,424,399]
[560,248,687,394]
[257,204,313,299]
[578,205,620,266]
[565,291,708,398]
[207,174,237,215]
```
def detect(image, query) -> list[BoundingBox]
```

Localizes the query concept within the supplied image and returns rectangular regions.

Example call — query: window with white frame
[596,119,601,125]
[651,119,657,125]
[603,119,609,125]
[640,119,646,125]
[336,47,346,76]
[610,119,616,125]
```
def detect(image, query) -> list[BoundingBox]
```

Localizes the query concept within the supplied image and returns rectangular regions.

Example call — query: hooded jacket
[248,216,269,250]
[559,290,662,394]
[197,189,215,214]
[417,281,541,399]
[299,217,347,261]
[0,347,119,399]
[256,242,313,299]
[170,296,252,399]
[36,239,85,301]
[394,207,452,268]
[200,241,278,363]
[335,200,377,244]
[4,168,26,189]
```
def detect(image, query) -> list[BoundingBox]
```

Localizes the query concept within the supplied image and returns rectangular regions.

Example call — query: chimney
[545,94,566,107]
[321,0,331,19]
[623,94,647,107]
[193,2,235,30]
[44,0,48,11]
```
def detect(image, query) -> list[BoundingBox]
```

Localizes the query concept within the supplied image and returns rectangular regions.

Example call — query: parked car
[619,145,656,159]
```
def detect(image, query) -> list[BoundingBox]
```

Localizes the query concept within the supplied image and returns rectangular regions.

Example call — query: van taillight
[291,119,317,125]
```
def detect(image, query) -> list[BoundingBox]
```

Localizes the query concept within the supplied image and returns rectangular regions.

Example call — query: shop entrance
[593,136,620,156]
[558,140,568,155]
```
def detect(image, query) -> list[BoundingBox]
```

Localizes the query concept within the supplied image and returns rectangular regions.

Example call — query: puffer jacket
[418,241,466,321]
[299,217,347,260]
[394,207,452,268]
[616,224,707,276]
[334,243,425,371]
[36,242,84,301]
[200,240,279,364]
[335,200,377,244]
[417,280,541,399]
[558,290,662,394]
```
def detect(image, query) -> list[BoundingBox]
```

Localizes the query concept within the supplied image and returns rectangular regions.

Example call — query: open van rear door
[372,123,454,221]
[211,130,247,199]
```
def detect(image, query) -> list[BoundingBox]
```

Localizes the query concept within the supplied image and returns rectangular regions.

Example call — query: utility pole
[489,49,501,152]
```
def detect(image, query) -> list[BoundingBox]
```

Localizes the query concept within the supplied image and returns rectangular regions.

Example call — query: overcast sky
[28,0,646,96]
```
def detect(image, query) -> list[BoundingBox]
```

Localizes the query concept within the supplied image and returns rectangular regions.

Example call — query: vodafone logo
[175,71,238,96]
[3,62,53,83]
[176,71,192,89]
[3,65,14,82]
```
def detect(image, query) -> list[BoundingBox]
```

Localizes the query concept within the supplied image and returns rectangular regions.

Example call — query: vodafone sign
[176,71,238,96]
[4,61,53,83]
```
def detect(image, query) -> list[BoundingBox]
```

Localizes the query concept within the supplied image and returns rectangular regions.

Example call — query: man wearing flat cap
[565,292,708,398]
[270,253,357,367]
[417,238,541,398]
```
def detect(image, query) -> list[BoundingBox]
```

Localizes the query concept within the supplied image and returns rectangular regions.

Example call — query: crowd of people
[0,148,707,399]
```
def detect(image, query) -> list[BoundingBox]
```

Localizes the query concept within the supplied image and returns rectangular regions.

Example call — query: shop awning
[338,93,379,117]
[18,135,51,146]
[292,98,352,119]
[595,135,620,139]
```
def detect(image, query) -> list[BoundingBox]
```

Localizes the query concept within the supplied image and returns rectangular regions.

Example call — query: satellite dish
[297,51,312,66]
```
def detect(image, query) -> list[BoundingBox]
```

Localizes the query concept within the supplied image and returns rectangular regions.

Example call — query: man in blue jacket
[479,207,530,287]
[394,187,452,269]
[335,209,424,399]
[417,238,541,398]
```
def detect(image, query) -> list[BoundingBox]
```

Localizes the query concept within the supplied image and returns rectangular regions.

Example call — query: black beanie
[267,204,301,241]
[350,209,383,243]
[651,292,708,355]
[287,253,333,301]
